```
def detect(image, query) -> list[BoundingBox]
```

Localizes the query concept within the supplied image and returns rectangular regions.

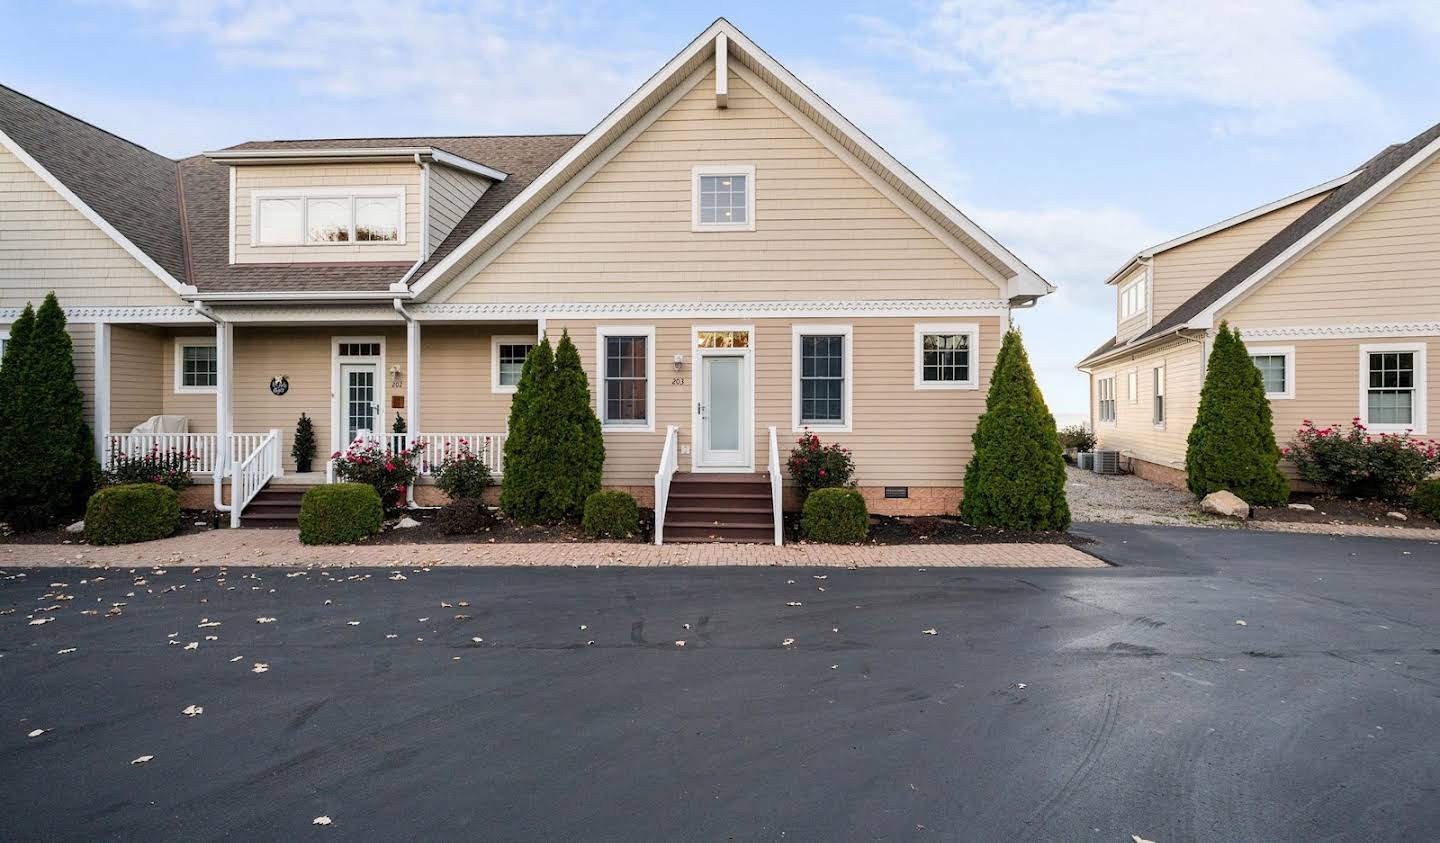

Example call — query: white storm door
[698,354,749,468]
[341,363,379,444]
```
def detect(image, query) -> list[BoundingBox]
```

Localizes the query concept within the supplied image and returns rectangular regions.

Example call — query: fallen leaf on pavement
[56,648,76,655]
[1235,619,1248,626]
[782,638,795,647]
[131,755,153,765]
[922,628,938,635]
[28,728,47,738]
[28,618,53,626]
[251,663,269,674]
[183,642,198,651]
[182,705,204,717]
[347,621,360,626]
[229,656,244,662]
[255,617,276,624]
[313,816,332,826]
[675,640,686,647]
[786,602,803,607]
[1132,836,1156,843]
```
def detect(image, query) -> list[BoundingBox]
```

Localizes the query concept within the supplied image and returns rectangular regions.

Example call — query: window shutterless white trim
[1119,275,1146,320]
[1359,343,1427,434]
[792,324,853,433]
[1248,345,1295,400]
[913,323,979,390]
[1096,374,1117,424]
[1126,368,1138,404]
[596,326,656,433]
[1152,364,1166,429]
[329,335,387,455]
[490,335,535,394]
[173,337,219,394]
[691,164,756,232]
[250,186,406,247]
[0,329,8,359]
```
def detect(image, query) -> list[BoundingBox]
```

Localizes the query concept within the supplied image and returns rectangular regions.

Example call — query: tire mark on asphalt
[1015,685,1121,841]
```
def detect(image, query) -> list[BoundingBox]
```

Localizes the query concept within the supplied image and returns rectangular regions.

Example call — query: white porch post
[406,317,421,440]
[93,321,111,469]
[215,320,234,479]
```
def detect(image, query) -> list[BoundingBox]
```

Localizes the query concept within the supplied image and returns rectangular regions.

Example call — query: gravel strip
[1065,466,1232,528]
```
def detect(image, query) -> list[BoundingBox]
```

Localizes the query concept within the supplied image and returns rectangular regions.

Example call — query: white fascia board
[1189,136,1440,330]
[428,149,508,182]
[205,147,508,182]
[1102,171,1358,287]
[187,290,412,303]
[0,127,197,296]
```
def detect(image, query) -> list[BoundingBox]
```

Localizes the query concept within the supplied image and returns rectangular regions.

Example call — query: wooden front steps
[239,484,306,528]
[663,472,776,543]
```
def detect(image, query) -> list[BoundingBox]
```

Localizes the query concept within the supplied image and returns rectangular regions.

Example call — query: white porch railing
[653,425,679,545]
[231,429,282,527]
[767,425,783,547]
[408,433,506,477]
[106,433,221,475]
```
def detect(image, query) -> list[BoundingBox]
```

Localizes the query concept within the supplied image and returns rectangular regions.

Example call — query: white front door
[698,354,750,468]
[340,363,379,445]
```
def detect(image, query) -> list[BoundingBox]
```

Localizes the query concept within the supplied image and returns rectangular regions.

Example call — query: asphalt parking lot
[1,524,1437,841]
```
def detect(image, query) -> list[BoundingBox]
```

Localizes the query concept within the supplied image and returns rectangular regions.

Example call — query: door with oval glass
[696,351,751,469]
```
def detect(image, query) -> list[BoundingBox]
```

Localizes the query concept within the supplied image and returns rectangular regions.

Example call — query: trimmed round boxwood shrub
[800,488,869,544]
[438,497,495,535]
[582,490,640,539]
[299,483,382,545]
[84,483,179,545]
[1413,478,1440,521]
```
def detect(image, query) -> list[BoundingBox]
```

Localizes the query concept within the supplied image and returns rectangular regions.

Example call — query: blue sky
[4,1,1439,416]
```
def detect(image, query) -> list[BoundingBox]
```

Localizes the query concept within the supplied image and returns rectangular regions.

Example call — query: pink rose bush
[1286,418,1440,499]
[331,435,421,512]
[786,430,856,502]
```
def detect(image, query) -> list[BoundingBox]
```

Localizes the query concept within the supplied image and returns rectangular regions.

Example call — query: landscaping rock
[1386,511,1408,521]
[1201,491,1250,520]
[395,516,421,529]
[64,520,85,534]
[1287,503,1315,512]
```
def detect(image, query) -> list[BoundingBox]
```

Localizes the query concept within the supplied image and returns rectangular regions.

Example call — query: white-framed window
[1119,275,1147,320]
[491,336,535,394]
[1152,364,1166,428]
[1360,343,1427,433]
[913,323,979,390]
[174,337,218,394]
[1097,375,1116,423]
[596,326,655,432]
[691,164,755,232]
[0,329,9,360]
[1126,368,1138,404]
[793,325,853,432]
[252,187,405,246]
[1248,345,1295,400]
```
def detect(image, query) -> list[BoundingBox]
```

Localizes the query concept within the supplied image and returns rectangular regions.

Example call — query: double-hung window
[1097,376,1116,423]
[597,327,654,431]
[253,188,404,246]
[914,324,979,390]
[1248,346,1295,400]
[491,337,535,394]
[1152,365,1166,427]
[175,338,218,394]
[793,325,852,431]
[1361,344,1426,433]
[692,165,755,231]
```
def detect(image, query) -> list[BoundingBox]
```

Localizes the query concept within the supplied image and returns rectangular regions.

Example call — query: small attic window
[692,165,755,231]
[252,188,404,246]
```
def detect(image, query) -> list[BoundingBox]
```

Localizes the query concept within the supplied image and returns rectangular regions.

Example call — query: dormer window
[1119,274,1147,320]
[252,187,405,246]
[692,165,755,231]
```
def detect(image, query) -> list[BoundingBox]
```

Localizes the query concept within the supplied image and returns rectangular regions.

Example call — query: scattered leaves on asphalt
[183,642,198,651]
[131,755,153,765]
[28,618,53,626]
[251,663,269,674]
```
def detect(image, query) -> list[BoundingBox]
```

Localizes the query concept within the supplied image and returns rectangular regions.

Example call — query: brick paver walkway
[1,530,1103,569]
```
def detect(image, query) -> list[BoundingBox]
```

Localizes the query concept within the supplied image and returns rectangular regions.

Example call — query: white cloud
[862,0,1431,133]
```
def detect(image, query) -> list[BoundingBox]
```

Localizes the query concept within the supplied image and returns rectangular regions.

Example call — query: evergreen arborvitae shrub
[1185,323,1289,506]
[298,484,383,545]
[552,331,606,519]
[84,484,179,545]
[0,304,37,526]
[582,490,639,539]
[292,414,317,472]
[0,294,97,530]
[959,329,1071,531]
[500,337,560,524]
[800,488,869,544]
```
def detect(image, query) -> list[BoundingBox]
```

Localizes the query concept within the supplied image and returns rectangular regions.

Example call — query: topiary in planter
[299,483,382,545]
[84,483,179,545]
[1413,478,1440,521]
[437,497,495,535]
[800,487,869,544]
[582,490,639,539]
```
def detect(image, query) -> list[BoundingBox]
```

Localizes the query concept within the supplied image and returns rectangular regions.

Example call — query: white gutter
[184,290,410,303]
[204,147,508,182]
[192,301,233,516]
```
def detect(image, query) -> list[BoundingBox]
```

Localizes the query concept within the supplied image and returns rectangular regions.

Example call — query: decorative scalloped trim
[0,306,206,323]
[1236,323,1440,341]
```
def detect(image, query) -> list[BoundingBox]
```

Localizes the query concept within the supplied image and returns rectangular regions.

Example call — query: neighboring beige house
[1077,121,1440,489]
[0,19,1053,542]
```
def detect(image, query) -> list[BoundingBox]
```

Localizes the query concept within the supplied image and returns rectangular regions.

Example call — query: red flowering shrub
[102,443,196,491]
[787,431,856,502]
[432,438,493,501]
[331,436,422,512]
[1286,419,1440,499]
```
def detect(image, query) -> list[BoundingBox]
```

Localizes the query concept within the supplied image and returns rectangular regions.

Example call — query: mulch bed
[1251,494,1440,530]
[359,507,653,545]
[849,514,1086,546]
[0,509,220,545]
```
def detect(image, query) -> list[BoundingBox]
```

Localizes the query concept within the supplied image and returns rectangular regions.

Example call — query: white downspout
[393,298,420,508]
[193,301,233,517]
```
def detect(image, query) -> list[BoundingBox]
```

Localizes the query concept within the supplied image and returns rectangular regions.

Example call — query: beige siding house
[0,20,1053,542]
[1078,122,1440,488]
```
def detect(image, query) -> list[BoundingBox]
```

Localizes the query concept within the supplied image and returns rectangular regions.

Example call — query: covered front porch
[95,311,534,525]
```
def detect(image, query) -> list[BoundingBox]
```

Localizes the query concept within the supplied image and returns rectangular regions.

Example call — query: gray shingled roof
[1080,119,1440,367]
[0,83,188,282]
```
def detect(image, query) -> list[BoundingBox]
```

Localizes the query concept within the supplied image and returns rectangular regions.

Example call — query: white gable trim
[404,18,1049,302]
[1102,171,1356,287]
[1191,135,1440,329]
[0,127,197,297]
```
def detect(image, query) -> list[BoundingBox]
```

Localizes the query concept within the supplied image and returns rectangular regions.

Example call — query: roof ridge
[0,82,174,162]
